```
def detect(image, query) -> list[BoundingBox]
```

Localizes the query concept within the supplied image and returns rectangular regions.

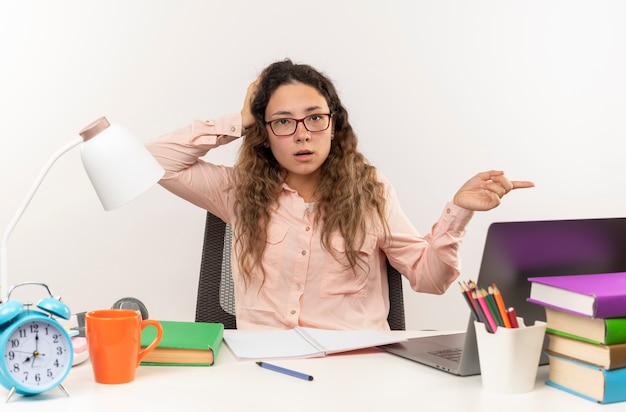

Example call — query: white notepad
[223,327,406,361]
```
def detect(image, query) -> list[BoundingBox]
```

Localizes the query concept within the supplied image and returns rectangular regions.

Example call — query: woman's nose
[294,122,311,142]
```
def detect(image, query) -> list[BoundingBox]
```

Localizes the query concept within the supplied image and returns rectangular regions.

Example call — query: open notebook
[223,327,405,361]
[380,217,626,376]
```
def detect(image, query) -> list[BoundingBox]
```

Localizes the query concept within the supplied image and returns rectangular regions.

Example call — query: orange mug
[85,309,162,384]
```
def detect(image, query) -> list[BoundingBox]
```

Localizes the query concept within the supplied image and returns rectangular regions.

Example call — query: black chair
[195,212,237,329]
[195,212,406,330]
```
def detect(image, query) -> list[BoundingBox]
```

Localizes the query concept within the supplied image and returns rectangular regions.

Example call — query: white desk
[2,331,621,411]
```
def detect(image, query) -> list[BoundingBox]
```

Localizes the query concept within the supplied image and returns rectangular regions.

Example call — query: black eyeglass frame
[265,113,333,136]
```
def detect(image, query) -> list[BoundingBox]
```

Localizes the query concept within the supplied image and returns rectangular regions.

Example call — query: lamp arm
[0,136,84,302]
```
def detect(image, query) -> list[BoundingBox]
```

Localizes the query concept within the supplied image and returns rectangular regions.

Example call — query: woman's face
[264,82,333,185]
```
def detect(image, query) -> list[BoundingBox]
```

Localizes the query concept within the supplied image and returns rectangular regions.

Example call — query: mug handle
[137,319,163,365]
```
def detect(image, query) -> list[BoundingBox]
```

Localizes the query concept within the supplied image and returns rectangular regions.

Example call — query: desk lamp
[0,117,165,302]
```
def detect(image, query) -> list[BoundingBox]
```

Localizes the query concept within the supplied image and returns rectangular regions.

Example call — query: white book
[223,327,406,361]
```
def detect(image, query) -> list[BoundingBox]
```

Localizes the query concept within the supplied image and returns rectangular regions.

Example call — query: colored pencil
[469,290,494,333]
[491,284,512,328]
[482,287,504,327]
[507,307,519,328]
[474,289,498,333]
[458,281,479,321]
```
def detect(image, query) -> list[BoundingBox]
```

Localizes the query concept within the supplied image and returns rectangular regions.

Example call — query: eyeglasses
[265,113,332,136]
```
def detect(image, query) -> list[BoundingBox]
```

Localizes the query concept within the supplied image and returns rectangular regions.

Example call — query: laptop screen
[474,217,626,328]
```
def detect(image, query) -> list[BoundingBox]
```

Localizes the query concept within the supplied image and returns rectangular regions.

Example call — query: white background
[1,0,625,331]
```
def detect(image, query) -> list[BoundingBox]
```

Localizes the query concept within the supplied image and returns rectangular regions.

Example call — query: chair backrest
[195,212,406,330]
[385,261,406,330]
[195,212,237,329]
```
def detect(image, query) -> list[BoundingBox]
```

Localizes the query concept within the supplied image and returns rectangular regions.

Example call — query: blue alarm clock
[0,282,73,401]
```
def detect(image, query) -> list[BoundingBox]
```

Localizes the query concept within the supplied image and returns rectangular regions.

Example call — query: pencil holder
[474,318,546,394]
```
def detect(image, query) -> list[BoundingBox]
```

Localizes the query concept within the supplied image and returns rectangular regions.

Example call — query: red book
[527,272,626,318]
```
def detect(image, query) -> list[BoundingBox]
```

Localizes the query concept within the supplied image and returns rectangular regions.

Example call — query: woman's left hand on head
[452,170,534,211]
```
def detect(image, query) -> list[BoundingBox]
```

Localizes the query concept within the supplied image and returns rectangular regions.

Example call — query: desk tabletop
[2,330,621,411]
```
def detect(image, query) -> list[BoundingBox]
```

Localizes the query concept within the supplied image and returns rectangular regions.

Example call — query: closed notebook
[546,333,626,369]
[546,353,626,404]
[544,306,626,345]
[140,321,224,366]
[527,272,626,318]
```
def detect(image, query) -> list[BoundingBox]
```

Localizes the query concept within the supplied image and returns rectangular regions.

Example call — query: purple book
[527,272,626,318]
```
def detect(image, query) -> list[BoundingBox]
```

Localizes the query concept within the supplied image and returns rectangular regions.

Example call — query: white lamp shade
[80,122,164,211]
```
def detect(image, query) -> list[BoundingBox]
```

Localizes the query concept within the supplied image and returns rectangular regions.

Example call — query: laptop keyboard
[428,348,462,363]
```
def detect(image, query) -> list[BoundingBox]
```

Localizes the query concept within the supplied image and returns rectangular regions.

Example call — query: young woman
[146,59,534,330]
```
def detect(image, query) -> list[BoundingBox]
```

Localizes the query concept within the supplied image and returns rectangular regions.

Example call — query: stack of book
[527,272,626,404]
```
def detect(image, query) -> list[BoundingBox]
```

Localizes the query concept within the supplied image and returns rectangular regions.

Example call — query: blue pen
[256,361,314,381]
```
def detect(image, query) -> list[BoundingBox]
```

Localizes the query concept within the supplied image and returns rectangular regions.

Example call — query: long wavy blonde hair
[233,59,389,284]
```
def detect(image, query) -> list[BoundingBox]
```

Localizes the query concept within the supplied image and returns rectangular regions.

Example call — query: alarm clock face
[0,316,73,394]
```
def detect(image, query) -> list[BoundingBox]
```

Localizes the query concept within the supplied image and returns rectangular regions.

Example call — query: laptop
[380,217,626,376]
